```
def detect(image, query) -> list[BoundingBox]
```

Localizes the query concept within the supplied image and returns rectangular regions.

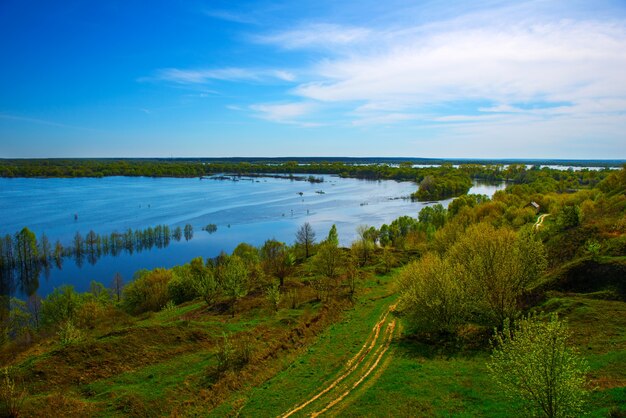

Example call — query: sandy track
[533,213,550,230]
[280,304,397,418]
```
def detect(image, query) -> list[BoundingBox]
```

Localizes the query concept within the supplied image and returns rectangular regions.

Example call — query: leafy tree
[265,281,281,313]
[41,285,83,327]
[448,223,547,324]
[122,268,172,314]
[326,224,339,247]
[397,253,468,333]
[312,242,345,300]
[295,222,316,258]
[488,314,589,418]
[418,204,447,229]
[194,269,220,308]
[557,205,581,230]
[15,227,38,270]
[260,239,293,287]
[222,256,249,317]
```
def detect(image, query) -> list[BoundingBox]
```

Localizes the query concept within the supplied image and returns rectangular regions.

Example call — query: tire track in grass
[280,304,397,418]
[310,319,396,417]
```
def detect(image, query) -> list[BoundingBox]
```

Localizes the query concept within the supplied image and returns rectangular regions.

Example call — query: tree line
[0,224,194,298]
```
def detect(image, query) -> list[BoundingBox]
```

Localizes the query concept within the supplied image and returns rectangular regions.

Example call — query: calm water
[0,175,505,298]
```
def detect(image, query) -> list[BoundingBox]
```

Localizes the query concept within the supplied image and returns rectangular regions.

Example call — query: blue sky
[1,0,625,158]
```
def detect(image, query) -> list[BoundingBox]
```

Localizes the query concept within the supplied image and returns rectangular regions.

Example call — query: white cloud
[204,9,256,24]
[149,68,296,84]
[293,20,626,107]
[255,23,371,50]
[249,102,318,125]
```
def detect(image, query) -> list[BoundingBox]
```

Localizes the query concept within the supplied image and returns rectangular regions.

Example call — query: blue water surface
[0,175,504,297]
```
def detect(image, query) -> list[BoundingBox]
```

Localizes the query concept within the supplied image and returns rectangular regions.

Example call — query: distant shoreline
[1,156,624,167]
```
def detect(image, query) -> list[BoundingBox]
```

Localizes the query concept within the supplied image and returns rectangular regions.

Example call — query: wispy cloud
[249,102,319,126]
[255,23,371,50]
[204,9,256,24]
[146,68,296,85]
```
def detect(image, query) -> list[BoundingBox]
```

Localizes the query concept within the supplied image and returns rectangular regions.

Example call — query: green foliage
[41,285,83,327]
[57,320,84,345]
[260,239,293,287]
[448,223,547,324]
[418,204,447,229]
[122,268,172,314]
[193,269,220,308]
[487,314,589,418]
[412,172,472,201]
[0,367,26,418]
[448,194,490,217]
[214,332,235,377]
[557,205,581,230]
[265,281,281,313]
[222,256,249,317]
[585,239,601,261]
[326,224,339,247]
[168,268,199,305]
[398,253,468,333]
[312,242,344,280]
[5,298,33,341]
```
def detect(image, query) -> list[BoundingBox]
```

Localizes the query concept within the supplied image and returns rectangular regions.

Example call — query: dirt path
[534,213,550,230]
[280,304,397,418]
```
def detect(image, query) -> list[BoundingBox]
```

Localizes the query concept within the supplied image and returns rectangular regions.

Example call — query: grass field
[5,263,625,417]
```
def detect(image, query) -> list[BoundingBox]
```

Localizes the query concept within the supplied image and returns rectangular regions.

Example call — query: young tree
[261,239,293,287]
[265,281,281,313]
[312,242,344,299]
[222,256,249,317]
[111,273,124,302]
[194,269,220,308]
[295,222,316,258]
[488,314,589,418]
[326,224,339,247]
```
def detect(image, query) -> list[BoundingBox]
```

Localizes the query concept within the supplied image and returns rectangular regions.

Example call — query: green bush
[122,268,172,314]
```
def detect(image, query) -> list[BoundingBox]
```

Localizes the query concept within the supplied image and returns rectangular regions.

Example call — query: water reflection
[0,177,505,299]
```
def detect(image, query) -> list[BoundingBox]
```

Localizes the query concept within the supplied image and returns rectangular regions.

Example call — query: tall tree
[296,222,316,258]
[327,224,339,247]
[261,239,293,287]
[15,228,38,271]
[111,273,124,302]
[222,256,249,317]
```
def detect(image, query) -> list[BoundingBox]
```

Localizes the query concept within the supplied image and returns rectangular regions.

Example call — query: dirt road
[533,213,550,230]
[280,304,397,417]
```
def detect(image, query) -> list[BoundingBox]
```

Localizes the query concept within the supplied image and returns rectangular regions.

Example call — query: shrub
[397,253,468,333]
[487,314,589,418]
[41,286,83,328]
[122,268,172,314]
[168,268,199,305]
[0,367,26,418]
[58,320,83,345]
